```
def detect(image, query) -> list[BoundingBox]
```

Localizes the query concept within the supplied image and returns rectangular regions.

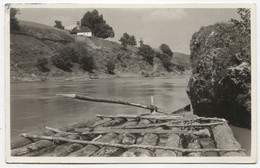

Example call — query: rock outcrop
[187,20,251,128]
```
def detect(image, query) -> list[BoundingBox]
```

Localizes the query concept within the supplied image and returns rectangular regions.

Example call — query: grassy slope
[10,21,191,81]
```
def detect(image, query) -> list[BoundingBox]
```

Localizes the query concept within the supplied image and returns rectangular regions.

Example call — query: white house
[71,21,92,37]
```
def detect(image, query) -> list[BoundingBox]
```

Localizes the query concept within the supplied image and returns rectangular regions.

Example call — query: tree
[10,8,20,32]
[159,44,173,57]
[80,56,95,72]
[139,38,144,47]
[137,44,154,66]
[81,9,114,38]
[106,60,115,74]
[54,20,64,30]
[51,54,73,72]
[119,33,137,47]
[129,35,137,45]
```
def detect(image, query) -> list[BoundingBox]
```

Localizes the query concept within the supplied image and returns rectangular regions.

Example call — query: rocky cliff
[187,18,251,128]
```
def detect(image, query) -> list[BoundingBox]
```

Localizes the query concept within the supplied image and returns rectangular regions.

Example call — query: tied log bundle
[11,117,102,156]
[122,119,159,157]
[211,123,246,156]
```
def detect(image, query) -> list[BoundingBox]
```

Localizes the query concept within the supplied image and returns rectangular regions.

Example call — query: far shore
[10,71,192,83]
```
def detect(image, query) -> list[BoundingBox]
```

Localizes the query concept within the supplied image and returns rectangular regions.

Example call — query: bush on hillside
[36,57,49,72]
[51,47,78,71]
[159,44,173,57]
[54,20,65,30]
[10,8,20,32]
[119,33,137,47]
[156,52,175,72]
[80,56,95,72]
[137,44,154,66]
[51,54,73,72]
[106,60,115,74]
[59,46,80,63]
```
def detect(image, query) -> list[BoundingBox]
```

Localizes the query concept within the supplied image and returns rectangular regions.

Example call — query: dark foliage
[159,44,173,57]
[51,47,79,72]
[10,8,20,32]
[80,56,95,72]
[156,52,175,72]
[51,54,73,72]
[54,20,65,30]
[188,8,251,128]
[119,33,137,47]
[137,44,154,66]
[59,46,80,63]
[81,9,114,38]
[106,60,115,74]
[36,57,49,72]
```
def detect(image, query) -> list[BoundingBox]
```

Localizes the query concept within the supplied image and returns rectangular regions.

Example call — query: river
[10,75,251,155]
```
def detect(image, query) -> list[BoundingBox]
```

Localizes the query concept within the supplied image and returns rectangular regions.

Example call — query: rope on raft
[21,134,245,153]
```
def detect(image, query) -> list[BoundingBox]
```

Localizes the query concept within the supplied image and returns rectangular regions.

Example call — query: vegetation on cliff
[187,8,251,128]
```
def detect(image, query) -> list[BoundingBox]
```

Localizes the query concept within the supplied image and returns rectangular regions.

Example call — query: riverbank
[10,70,192,82]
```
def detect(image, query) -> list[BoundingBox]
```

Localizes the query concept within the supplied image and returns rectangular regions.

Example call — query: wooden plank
[211,123,246,156]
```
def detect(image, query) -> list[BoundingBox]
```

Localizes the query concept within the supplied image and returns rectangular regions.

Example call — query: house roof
[71,26,92,34]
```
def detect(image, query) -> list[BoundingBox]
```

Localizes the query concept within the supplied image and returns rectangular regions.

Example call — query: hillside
[10,21,190,81]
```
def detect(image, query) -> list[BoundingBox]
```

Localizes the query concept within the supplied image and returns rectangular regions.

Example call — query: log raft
[10,113,245,157]
[10,95,246,157]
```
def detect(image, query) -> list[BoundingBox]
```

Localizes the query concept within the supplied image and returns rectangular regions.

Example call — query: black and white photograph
[5,3,257,163]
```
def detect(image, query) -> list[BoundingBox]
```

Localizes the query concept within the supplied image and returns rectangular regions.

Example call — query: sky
[17,8,240,54]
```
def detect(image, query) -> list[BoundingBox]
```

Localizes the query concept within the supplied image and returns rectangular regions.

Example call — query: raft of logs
[10,94,246,157]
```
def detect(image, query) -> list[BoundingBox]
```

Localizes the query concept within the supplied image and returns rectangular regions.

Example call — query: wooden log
[102,118,127,127]
[24,144,57,156]
[57,94,167,114]
[106,121,225,129]
[92,134,125,157]
[68,133,118,157]
[122,119,159,157]
[20,134,245,153]
[11,140,54,156]
[42,118,111,157]
[59,117,102,132]
[44,143,84,156]
[78,128,211,137]
[96,114,183,121]
[211,123,246,156]
[186,137,202,157]
[11,129,55,150]
[156,128,181,157]
[11,118,102,156]
[90,118,112,128]
[45,126,79,135]
[122,134,160,157]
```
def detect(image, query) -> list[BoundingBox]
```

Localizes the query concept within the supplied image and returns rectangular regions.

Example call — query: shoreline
[10,71,192,83]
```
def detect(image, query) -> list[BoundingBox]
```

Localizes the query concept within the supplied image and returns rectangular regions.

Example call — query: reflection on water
[11,76,190,140]
[10,75,250,156]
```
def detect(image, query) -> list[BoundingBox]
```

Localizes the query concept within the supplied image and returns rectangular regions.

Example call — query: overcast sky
[17,8,239,54]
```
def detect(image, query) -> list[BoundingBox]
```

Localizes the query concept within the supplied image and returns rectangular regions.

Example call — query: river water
[10,75,251,155]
